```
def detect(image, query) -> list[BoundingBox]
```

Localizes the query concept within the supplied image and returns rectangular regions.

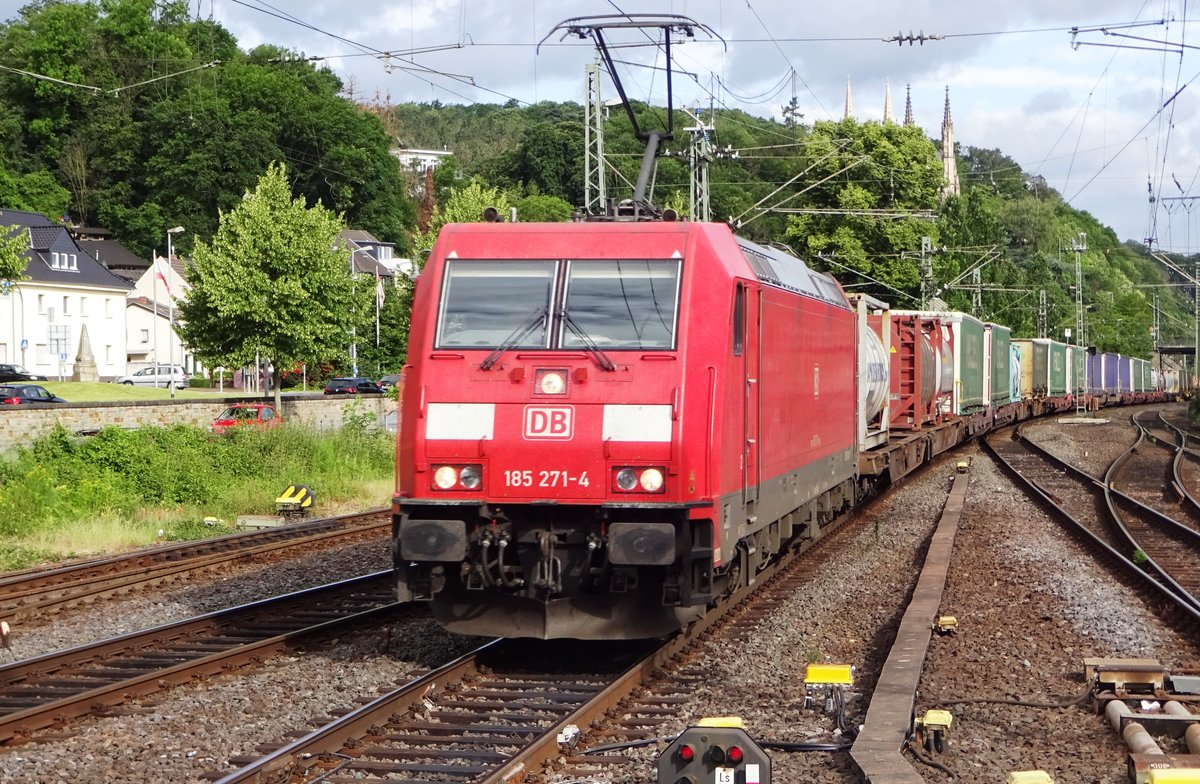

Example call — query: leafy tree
[177,163,355,409]
[0,226,28,283]
[410,179,510,258]
[784,119,943,300]
[515,193,573,222]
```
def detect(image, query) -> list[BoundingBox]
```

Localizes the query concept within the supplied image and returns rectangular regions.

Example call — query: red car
[210,403,282,434]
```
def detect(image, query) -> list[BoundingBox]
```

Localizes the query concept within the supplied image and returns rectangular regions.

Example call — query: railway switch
[657,717,771,784]
[932,616,958,635]
[1005,772,1055,784]
[915,709,953,753]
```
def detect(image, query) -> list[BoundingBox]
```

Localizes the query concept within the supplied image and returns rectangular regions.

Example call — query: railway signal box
[658,717,771,784]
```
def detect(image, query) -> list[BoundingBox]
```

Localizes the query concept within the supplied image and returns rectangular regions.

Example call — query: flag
[375,271,385,308]
[154,255,173,298]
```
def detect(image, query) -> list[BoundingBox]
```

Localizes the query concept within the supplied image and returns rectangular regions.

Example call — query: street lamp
[166,226,185,398]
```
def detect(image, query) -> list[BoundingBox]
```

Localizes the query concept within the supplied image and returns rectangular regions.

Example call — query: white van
[116,364,189,389]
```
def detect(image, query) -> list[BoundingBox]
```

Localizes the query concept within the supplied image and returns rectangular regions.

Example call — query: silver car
[116,364,189,389]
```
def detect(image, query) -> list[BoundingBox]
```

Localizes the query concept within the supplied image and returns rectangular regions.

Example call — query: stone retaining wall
[0,394,397,452]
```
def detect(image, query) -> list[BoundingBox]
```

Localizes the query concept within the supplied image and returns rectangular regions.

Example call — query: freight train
[391,219,1168,640]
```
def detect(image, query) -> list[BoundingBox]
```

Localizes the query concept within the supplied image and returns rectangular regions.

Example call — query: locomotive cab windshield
[437,258,681,352]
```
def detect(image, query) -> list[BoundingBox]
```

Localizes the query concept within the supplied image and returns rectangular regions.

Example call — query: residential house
[70,225,151,284]
[389,146,453,173]
[0,209,131,379]
[340,229,413,281]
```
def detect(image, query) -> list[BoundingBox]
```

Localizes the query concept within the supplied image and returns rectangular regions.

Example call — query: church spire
[883,79,894,123]
[940,86,960,198]
[844,77,853,120]
[904,83,914,126]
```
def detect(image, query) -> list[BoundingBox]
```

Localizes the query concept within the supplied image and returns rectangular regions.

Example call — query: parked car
[378,374,402,390]
[210,403,282,434]
[323,377,383,395]
[0,364,46,382]
[115,364,189,389]
[0,384,66,404]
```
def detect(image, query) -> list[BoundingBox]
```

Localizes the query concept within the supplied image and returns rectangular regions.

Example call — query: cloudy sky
[2,1,1196,251]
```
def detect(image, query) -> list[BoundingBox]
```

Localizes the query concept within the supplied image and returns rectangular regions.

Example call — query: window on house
[105,345,112,363]
[37,294,44,314]
[35,343,48,363]
[80,296,88,316]
[105,298,111,317]
[378,246,393,260]
[140,329,149,344]
[62,296,69,315]
[69,254,77,271]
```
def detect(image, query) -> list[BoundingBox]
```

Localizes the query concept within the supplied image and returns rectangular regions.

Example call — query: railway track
[1117,411,1200,532]
[0,509,389,624]
[983,426,1200,619]
[1153,411,1200,515]
[0,571,408,745]
[210,470,905,784]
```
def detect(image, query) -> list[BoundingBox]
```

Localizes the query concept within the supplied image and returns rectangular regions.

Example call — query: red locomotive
[394,221,864,639]
[392,15,1166,641]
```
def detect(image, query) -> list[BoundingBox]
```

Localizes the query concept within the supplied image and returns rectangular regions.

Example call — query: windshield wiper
[560,310,617,371]
[480,307,548,370]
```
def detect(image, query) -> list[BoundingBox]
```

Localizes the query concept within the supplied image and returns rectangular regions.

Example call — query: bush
[189,376,211,388]
[0,422,395,538]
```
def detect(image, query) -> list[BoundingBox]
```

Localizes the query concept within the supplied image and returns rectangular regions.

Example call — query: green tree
[783,119,943,300]
[0,226,28,283]
[410,179,510,258]
[177,163,355,409]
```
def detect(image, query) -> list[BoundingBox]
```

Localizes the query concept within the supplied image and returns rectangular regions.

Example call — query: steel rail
[982,430,1200,625]
[1155,412,1200,517]
[1104,420,1200,609]
[0,511,389,623]
[0,571,407,744]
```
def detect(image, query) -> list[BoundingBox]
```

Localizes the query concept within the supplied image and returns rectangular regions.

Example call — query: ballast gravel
[6,538,392,660]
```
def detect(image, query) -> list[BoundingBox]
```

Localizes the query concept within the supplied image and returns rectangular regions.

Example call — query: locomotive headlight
[433,465,459,490]
[536,369,567,395]
[458,465,482,490]
[615,468,639,491]
[639,467,665,492]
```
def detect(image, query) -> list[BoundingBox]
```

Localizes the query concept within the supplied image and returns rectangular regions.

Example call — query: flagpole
[152,251,159,388]
[165,227,185,398]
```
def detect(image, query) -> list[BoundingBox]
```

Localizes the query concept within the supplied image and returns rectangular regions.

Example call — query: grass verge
[0,421,395,571]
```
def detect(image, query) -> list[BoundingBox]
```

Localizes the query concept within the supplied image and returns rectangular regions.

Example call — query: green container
[1134,358,1149,392]
[1047,340,1067,397]
[986,323,1012,408]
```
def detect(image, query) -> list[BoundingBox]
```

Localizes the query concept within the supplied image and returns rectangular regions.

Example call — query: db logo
[523,406,574,440]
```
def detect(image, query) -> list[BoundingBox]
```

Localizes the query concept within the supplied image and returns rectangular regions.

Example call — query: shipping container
[1117,355,1132,393]
[984,323,1012,408]
[893,310,985,414]
[1047,339,1067,397]
[1014,339,1048,397]
[1087,351,1104,394]
[1008,344,1022,402]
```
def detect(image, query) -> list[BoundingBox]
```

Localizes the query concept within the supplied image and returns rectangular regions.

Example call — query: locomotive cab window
[437,260,556,348]
[560,260,681,350]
